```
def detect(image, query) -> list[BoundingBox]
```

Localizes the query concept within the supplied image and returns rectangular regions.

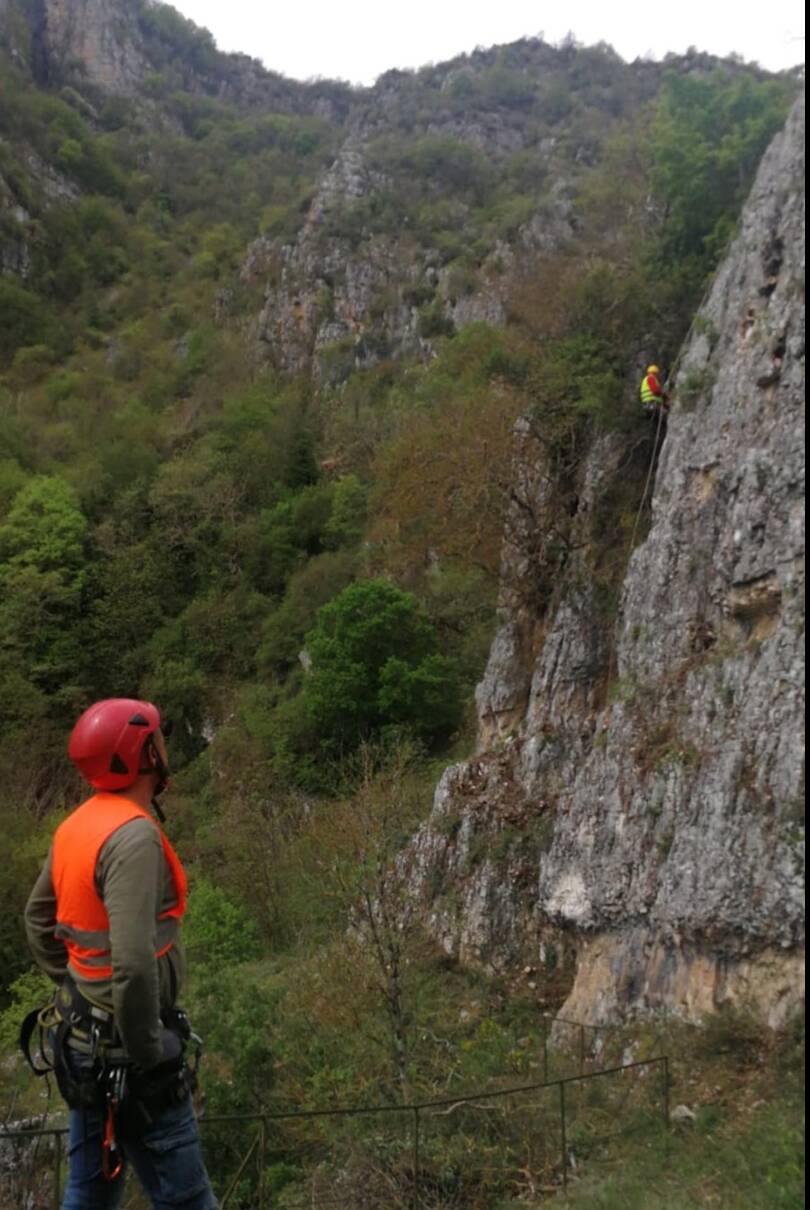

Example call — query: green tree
[0,476,88,708]
[650,71,794,276]
[0,281,58,364]
[324,474,367,548]
[184,878,261,968]
[301,580,461,755]
[258,549,358,674]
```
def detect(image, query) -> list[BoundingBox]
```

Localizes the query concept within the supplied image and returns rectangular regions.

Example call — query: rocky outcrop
[0,0,354,117]
[0,168,32,277]
[250,122,574,376]
[38,0,149,92]
[405,94,805,1027]
[250,132,500,377]
[252,42,754,376]
[1,149,78,279]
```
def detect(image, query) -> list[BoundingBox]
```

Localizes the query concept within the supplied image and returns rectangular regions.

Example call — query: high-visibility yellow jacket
[640,371,664,407]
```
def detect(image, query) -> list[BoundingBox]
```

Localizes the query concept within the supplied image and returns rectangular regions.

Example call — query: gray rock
[402,95,806,1028]
[41,0,150,95]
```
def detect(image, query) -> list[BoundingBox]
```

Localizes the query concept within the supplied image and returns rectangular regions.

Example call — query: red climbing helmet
[68,698,162,790]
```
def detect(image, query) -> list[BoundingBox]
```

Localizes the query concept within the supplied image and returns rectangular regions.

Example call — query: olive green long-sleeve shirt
[25,816,186,1070]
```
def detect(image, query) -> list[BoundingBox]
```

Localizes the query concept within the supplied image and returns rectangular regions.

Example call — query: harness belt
[20,978,203,1175]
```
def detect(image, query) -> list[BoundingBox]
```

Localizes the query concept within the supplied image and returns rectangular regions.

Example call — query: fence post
[559,1081,567,1191]
[542,1018,549,1083]
[412,1106,421,1210]
[579,1025,585,1075]
[258,1118,266,1210]
[53,1131,62,1210]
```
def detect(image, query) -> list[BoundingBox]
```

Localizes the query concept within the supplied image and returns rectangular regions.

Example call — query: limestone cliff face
[0,0,353,115]
[248,40,667,376]
[249,126,571,379]
[248,44,743,379]
[39,0,150,92]
[404,94,805,1027]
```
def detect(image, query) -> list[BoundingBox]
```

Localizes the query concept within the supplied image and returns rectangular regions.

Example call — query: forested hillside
[0,2,803,1203]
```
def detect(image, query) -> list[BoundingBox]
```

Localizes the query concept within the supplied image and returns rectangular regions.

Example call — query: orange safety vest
[51,793,187,982]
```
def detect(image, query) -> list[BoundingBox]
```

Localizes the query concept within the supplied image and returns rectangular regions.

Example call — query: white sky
[169,0,805,86]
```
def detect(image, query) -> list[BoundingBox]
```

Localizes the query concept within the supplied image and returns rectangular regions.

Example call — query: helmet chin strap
[151,795,167,823]
[139,739,170,822]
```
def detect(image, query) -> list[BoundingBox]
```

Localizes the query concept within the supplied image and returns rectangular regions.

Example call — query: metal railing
[1,1053,670,1209]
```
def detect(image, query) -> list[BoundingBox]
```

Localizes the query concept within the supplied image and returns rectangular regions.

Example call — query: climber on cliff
[639,364,669,418]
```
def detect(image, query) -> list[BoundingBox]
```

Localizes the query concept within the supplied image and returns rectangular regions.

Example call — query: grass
[557,1013,804,1209]
[558,1098,803,1208]
[0,997,804,1209]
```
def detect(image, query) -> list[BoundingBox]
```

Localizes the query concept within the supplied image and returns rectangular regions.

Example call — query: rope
[603,408,664,695]
[603,261,722,696]
[626,404,666,558]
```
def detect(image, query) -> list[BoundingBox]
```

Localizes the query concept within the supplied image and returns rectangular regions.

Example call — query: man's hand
[143,1026,183,1075]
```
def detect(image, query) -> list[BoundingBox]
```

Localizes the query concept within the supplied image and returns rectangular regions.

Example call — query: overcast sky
[169,0,805,85]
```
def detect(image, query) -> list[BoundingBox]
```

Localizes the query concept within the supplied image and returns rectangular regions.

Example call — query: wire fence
[1,1019,669,1210]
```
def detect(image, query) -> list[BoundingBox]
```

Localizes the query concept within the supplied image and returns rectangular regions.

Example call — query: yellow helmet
[647,364,660,375]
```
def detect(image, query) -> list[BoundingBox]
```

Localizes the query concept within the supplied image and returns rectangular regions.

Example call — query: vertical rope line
[604,263,721,696]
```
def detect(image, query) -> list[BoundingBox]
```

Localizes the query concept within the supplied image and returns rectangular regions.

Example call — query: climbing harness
[20,980,202,1181]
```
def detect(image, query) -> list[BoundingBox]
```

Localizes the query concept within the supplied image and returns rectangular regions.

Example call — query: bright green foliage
[184,877,261,969]
[527,330,625,427]
[302,580,462,755]
[193,222,242,279]
[188,967,277,1134]
[377,654,462,735]
[0,476,88,710]
[651,70,794,276]
[559,1086,804,1210]
[0,475,86,573]
[141,658,208,763]
[0,968,52,1053]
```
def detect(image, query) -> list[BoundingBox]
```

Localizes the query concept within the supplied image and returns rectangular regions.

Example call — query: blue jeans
[62,1057,218,1209]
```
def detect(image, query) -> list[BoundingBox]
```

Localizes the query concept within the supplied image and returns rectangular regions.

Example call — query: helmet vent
[128,713,150,726]
[109,754,129,774]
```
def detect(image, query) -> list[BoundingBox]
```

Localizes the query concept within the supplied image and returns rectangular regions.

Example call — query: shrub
[184,878,261,969]
[0,968,53,1054]
[0,280,58,364]
[301,580,462,756]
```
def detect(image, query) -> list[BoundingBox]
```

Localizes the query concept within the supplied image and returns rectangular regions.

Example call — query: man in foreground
[25,697,217,1209]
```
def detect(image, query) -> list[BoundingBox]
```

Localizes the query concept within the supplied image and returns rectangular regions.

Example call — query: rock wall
[40,0,149,92]
[404,94,805,1028]
[0,0,354,116]
[249,134,565,379]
